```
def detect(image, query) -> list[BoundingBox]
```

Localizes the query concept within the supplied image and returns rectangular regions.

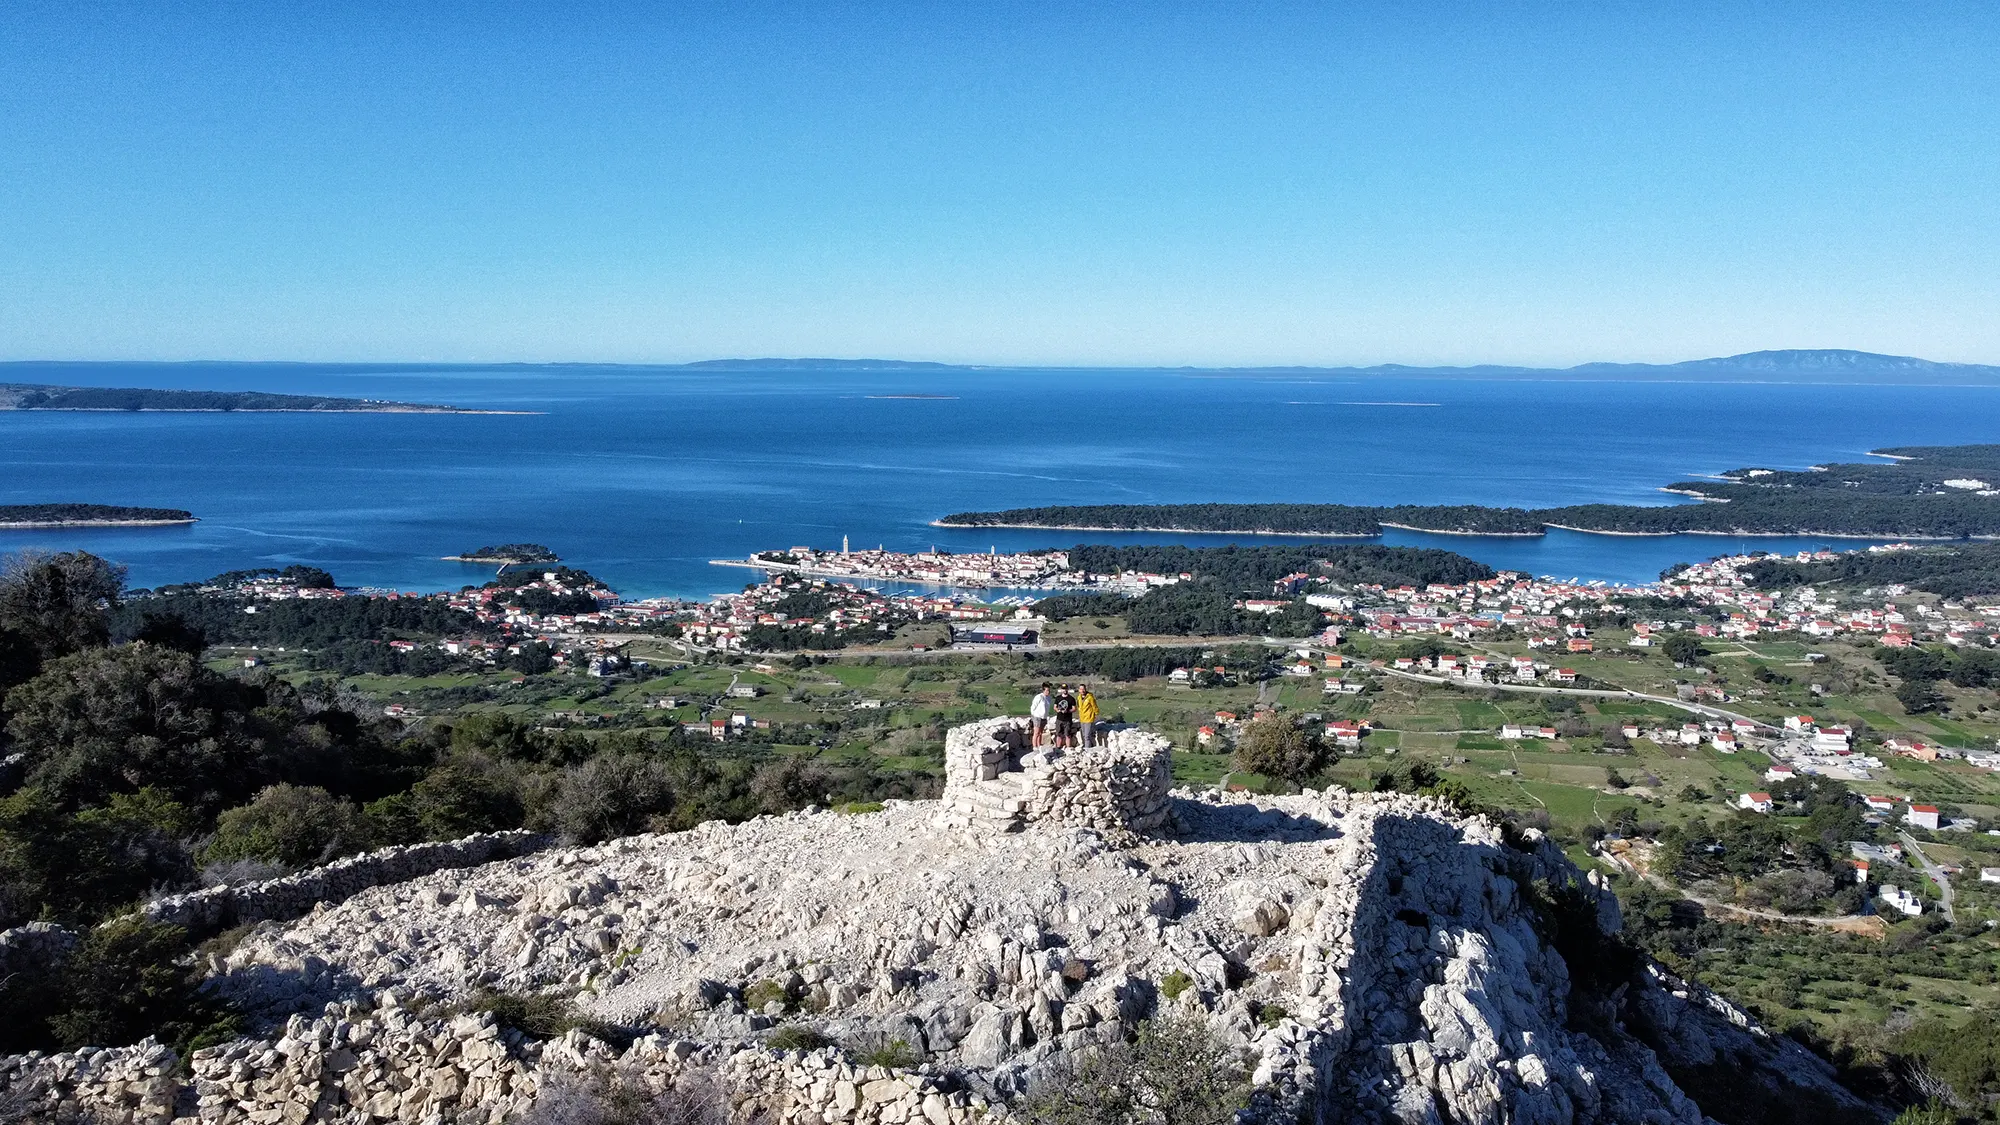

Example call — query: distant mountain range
[661,349,2000,382]
[676,357,961,371]
[5,350,1995,382]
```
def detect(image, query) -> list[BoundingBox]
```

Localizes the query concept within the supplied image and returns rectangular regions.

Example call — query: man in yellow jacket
[1076,685,1101,748]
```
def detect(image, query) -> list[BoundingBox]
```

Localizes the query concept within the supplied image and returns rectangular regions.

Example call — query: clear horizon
[4,3,1997,367]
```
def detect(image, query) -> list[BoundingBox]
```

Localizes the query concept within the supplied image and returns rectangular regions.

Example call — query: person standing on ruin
[1052,683,1078,749]
[1029,682,1053,748]
[1076,684,1100,748]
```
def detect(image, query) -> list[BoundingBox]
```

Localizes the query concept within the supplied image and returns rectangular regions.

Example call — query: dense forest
[1741,543,2000,600]
[0,504,194,524]
[1027,545,1493,637]
[0,384,462,412]
[939,444,2000,538]
[0,551,915,1057]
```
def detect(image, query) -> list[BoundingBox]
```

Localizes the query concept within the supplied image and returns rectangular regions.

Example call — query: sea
[2,361,1995,600]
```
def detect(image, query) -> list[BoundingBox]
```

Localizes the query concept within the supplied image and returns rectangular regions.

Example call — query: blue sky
[2,3,1996,366]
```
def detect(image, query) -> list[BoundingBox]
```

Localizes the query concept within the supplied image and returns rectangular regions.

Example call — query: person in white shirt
[1029,682,1053,748]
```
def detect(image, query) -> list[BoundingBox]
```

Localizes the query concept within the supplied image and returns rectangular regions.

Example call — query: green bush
[1158,970,1193,1002]
[206,784,366,868]
[1019,1013,1245,1125]
[0,786,197,928]
[461,988,625,1045]
[743,979,792,1012]
[1231,716,1324,783]
[545,753,676,844]
[0,916,239,1057]
[767,1024,832,1052]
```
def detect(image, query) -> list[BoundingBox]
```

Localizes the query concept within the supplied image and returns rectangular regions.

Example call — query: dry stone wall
[141,830,553,940]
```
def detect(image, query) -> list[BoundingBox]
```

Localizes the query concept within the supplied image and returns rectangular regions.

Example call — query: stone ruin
[938,716,1174,834]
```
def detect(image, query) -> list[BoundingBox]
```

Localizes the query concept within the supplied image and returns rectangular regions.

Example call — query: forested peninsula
[0,503,195,528]
[938,443,2000,540]
[0,384,520,413]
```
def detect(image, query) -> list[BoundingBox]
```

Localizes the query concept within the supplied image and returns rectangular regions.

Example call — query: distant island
[9,349,1995,384]
[677,358,962,372]
[444,543,561,564]
[0,384,531,413]
[656,348,2000,383]
[0,503,196,528]
[939,444,2000,540]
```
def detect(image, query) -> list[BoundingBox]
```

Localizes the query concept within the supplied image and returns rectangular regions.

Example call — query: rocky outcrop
[0,722,1878,1125]
[141,830,553,940]
[939,717,1173,834]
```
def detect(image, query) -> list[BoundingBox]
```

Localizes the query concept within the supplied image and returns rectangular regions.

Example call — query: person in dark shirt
[1052,684,1078,749]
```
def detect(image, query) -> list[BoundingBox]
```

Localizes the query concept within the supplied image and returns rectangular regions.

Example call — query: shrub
[742,979,792,1012]
[751,758,836,814]
[1018,1013,1245,1125]
[205,783,367,868]
[1230,716,1324,783]
[546,754,677,844]
[850,1036,919,1068]
[1158,970,1193,1002]
[462,989,623,1044]
[767,1024,832,1052]
[0,916,239,1057]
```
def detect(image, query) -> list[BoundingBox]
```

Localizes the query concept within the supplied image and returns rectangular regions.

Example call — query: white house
[1738,792,1774,813]
[1811,726,1853,752]
[1878,885,1924,916]
[1905,804,1942,831]
[1980,867,2000,885]
[1862,795,1896,814]
[1765,764,1797,783]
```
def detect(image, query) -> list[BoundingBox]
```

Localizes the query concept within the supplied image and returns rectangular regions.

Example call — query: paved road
[1898,830,1957,923]
[1377,665,1781,733]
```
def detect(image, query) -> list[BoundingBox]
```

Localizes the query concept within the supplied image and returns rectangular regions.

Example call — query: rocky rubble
[0,999,1002,1125]
[0,721,1879,1125]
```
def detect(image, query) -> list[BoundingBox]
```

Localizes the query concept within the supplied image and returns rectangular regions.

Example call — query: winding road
[1898,830,1957,923]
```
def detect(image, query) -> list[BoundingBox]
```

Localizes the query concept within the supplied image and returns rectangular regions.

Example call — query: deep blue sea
[2,362,1994,599]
